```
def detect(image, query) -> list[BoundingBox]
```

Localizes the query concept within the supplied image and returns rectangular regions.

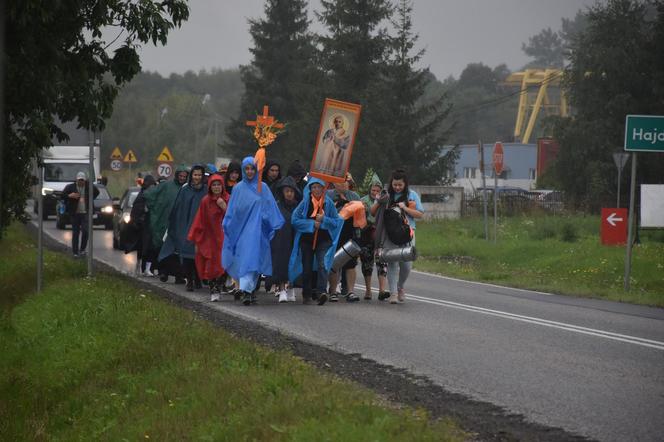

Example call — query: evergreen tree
[316,0,394,180]
[224,0,322,166]
[551,0,664,210]
[521,27,564,68]
[386,0,457,184]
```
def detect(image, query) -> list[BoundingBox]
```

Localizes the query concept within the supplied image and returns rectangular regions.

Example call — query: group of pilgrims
[125,155,424,306]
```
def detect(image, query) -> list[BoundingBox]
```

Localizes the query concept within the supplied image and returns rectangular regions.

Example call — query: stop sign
[493,142,504,175]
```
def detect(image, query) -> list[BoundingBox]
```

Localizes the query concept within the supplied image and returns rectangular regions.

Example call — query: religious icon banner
[309,98,362,183]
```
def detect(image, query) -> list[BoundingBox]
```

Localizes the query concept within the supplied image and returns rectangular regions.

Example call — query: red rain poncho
[187,174,230,280]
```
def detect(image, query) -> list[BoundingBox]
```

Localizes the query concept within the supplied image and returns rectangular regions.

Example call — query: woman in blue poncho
[288,177,344,305]
[222,156,285,305]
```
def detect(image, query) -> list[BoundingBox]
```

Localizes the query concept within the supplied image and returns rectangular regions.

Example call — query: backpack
[383,207,413,245]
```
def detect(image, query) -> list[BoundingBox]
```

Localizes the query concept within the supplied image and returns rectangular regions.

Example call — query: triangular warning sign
[123,149,138,163]
[157,146,174,162]
[110,147,123,160]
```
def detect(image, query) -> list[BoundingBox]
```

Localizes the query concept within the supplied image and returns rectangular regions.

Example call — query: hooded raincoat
[360,172,383,225]
[222,157,285,284]
[144,164,188,250]
[262,159,282,196]
[124,175,157,255]
[187,174,229,280]
[224,161,242,195]
[158,165,207,262]
[288,177,344,283]
[286,160,307,193]
[266,176,302,285]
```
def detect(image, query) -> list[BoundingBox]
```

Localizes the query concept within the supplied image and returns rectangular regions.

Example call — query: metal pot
[331,239,362,273]
[377,245,418,263]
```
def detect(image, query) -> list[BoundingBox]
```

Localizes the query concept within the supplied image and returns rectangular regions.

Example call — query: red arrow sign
[601,208,628,245]
[493,142,504,175]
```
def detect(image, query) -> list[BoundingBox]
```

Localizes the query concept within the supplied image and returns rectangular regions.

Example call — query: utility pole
[493,170,498,243]
[37,160,43,293]
[87,130,95,277]
[623,153,637,291]
[479,140,489,241]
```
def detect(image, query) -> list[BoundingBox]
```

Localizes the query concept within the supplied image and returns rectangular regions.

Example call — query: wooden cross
[246,105,284,129]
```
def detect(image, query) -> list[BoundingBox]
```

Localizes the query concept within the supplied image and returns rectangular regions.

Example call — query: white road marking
[409,269,556,296]
[356,284,664,351]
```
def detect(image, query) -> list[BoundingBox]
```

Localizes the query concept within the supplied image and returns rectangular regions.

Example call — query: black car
[55,184,115,230]
[112,187,141,250]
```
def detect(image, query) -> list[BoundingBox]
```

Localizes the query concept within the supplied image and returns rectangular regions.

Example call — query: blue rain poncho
[158,165,207,262]
[222,156,285,281]
[288,177,344,283]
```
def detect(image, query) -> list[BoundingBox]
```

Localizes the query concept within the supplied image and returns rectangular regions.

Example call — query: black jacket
[60,181,100,216]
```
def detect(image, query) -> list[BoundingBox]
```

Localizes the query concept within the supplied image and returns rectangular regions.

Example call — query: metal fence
[462,189,565,217]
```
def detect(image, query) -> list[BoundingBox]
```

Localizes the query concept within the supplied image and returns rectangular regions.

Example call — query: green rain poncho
[143,165,188,250]
[360,172,383,225]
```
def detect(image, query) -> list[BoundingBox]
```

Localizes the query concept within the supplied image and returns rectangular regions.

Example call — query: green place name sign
[624,115,664,152]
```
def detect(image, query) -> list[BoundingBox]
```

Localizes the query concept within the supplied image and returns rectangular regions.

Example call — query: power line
[449,71,564,116]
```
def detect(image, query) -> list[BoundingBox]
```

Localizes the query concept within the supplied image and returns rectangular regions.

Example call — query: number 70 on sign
[157,162,173,178]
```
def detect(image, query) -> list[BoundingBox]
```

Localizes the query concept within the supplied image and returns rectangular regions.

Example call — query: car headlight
[41,187,54,196]
[102,205,114,214]
[122,213,131,224]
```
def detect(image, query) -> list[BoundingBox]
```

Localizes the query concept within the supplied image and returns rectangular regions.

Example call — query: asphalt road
[37,219,664,441]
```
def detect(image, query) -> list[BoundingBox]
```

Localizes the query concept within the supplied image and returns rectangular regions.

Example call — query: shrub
[560,222,579,242]
[529,218,558,240]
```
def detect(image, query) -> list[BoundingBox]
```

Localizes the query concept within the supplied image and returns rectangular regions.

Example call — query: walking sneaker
[231,288,242,301]
[329,293,339,302]
[210,292,220,302]
[79,250,87,257]
[186,279,194,292]
[242,291,252,306]
[378,291,390,301]
[278,290,288,303]
[317,293,328,306]
[286,288,296,302]
[388,292,398,304]
[345,292,360,302]
[143,269,154,277]
[397,289,406,303]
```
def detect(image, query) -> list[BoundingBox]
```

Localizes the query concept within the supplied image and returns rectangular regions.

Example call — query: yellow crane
[504,69,569,144]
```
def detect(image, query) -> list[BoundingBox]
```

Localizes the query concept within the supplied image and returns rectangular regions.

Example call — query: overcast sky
[135,0,599,80]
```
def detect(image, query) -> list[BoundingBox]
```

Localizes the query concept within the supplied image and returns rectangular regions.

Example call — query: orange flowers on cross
[246,105,284,147]
[245,105,285,191]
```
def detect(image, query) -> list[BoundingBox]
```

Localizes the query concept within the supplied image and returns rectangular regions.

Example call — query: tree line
[5,0,663,235]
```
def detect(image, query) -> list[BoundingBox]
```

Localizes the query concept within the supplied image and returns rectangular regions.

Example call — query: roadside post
[87,132,96,277]
[123,149,138,180]
[156,146,174,180]
[623,114,664,290]
[36,158,43,293]
[612,152,629,208]
[492,142,504,243]
[479,140,488,241]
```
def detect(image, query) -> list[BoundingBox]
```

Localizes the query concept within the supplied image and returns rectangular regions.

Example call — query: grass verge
[415,215,664,307]
[0,223,464,441]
